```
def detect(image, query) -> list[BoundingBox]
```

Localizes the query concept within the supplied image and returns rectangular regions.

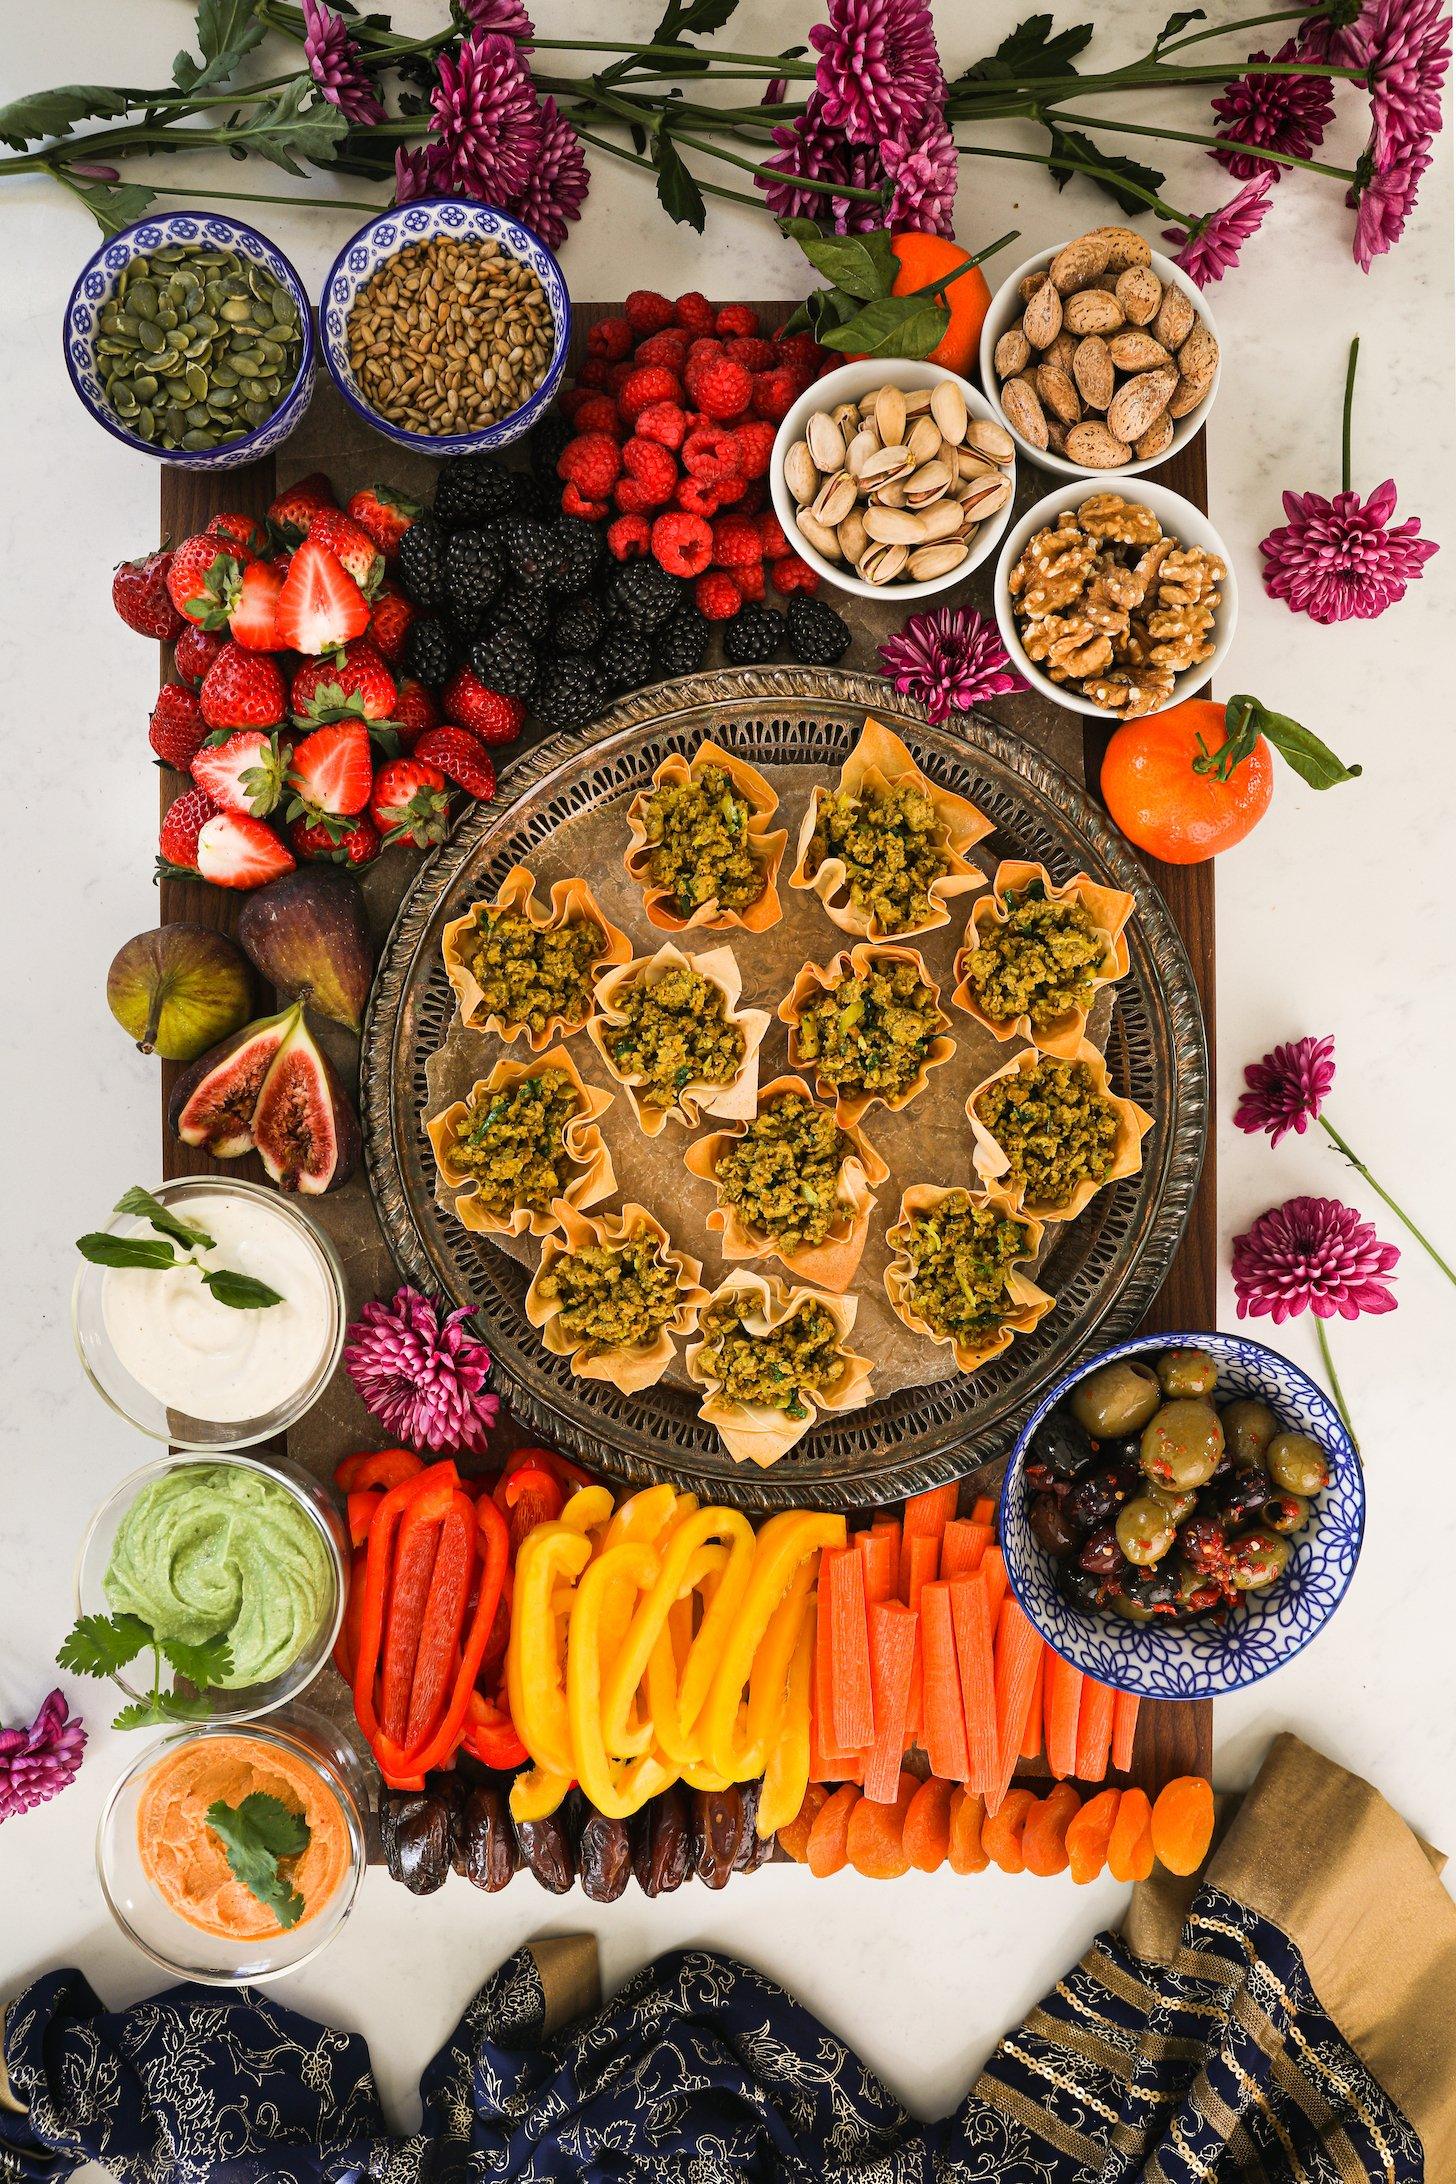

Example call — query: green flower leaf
[653,133,707,233]
[74,182,159,237]
[202,1267,285,1311]
[1230,694,1363,791]
[205,1793,311,1929]
[76,1232,181,1272]
[779,220,899,302]
[0,85,134,152]
[172,0,268,94]
[115,1186,216,1255]
[818,294,951,361]
[1044,122,1165,214]
[1154,7,1207,50]
[957,14,1094,84]
[57,1612,153,1679]
[228,79,349,176]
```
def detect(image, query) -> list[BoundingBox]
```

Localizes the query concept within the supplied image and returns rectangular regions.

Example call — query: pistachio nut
[857,540,909,584]
[784,440,820,506]
[907,540,970,580]
[903,458,952,509]
[806,411,847,471]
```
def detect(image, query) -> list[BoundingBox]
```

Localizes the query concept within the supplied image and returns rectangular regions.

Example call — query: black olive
[1038,1408,1098,1480]
[1058,1565,1107,1612]
[1066,1466,1129,1533]
[1024,1456,1057,1495]
[1217,1473,1271,1528]
[1125,1563,1180,1610]
[1030,1492,1080,1557]
[1078,1525,1127,1578]
[1180,1514,1230,1572]
[1096,1432,1144,1467]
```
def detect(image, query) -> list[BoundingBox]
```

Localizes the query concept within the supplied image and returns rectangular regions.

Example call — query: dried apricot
[981,1787,1037,1874]
[1022,1782,1080,1876]
[847,1771,915,1880]
[777,1783,829,1864]
[1150,1775,1214,1876]
[903,1777,955,1872]
[947,1787,988,1874]
[1065,1787,1120,1884]
[1106,1787,1154,1883]
[806,1784,860,1877]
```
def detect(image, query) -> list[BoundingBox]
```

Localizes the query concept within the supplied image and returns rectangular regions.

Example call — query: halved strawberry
[158,786,219,875]
[174,624,226,688]
[149,682,207,770]
[191,729,291,818]
[195,811,296,889]
[167,533,250,627]
[287,719,373,820]
[413,726,496,802]
[274,539,371,655]
[267,471,337,547]
[370,757,451,848]
[394,677,440,748]
[227,561,285,652]
[307,508,384,597]
[208,511,269,557]
[289,810,382,867]
[348,483,422,563]
[368,585,416,665]
[200,642,287,731]
[290,639,398,727]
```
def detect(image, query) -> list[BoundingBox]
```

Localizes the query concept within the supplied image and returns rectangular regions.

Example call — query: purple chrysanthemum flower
[1164,172,1275,285]
[1232,1196,1399,1322]
[1210,41,1336,177]
[1260,477,1437,620]
[429,30,542,202]
[0,1691,85,1823]
[880,112,958,237]
[509,95,590,248]
[344,1285,501,1455]
[808,0,945,146]
[394,143,443,205]
[1348,135,1434,267]
[301,0,386,126]
[1235,1035,1337,1145]
[878,608,1025,724]
[458,0,535,43]
[1295,0,1366,60]
[1339,0,1451,152]
[757,93,886,234]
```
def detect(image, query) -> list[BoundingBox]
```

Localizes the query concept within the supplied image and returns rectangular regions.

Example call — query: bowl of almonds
[770,359,1017,601]
[978,230,1220,479]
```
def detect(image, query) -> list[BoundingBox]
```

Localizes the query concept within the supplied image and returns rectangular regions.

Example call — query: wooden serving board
[158,300,1213,1802]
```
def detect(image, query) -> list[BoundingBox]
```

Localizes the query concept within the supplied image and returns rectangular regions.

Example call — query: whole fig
[108,924,253,1061]
[237,868,374,1033]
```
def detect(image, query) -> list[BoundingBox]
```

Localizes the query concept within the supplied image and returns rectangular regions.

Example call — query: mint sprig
[77,1187,283,1310]
[57,1610,234,1730]
[205,1792,311,1929]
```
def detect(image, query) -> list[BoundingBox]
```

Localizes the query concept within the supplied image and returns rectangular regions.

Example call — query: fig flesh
[253,1012,361,1194]
[108,923,253,1062]
[237,868,374,1034]
[169,1004,300,1157]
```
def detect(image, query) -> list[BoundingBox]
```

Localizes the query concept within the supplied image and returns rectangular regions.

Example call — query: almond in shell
[1063,289,1125,337]
[1022,278,1063,350]
[1174,320,1219,400]
[1048,232,1112,293]
[1152,284,1196,352]
[1064,419,1132,469]
[1072,335,1114,413]
[1047,330,1079,377]
[1114,265,1163,325]
[994,325,1031,378]
[1089,225,1152,273]
[1106,366,1177,445]
[1134,412,1175,461]
[1000,375,1048,450]
[1108,330,1172,373]
[1035,362,1082,425]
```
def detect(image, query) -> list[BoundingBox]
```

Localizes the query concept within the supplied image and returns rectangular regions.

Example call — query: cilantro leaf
[158,1632,235,1689]
[653,133,707,232]
[115,1186,216,1254]
[57,1612,153,1679]
[957,14,1094,84]
[0,85,134,151]
[172,0,268,94]
[77,1232,181,1272]
[1044,122,1165,214]
[112,1689,215,1732]
[205,1793,311,1930]
[202,1267,284,1311]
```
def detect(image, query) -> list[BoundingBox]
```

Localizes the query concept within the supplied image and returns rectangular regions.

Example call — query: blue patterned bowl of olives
[1000,1331,1364,1698]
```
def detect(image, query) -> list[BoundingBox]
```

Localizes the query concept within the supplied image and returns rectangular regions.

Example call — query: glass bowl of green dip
[75,1452,348,1725]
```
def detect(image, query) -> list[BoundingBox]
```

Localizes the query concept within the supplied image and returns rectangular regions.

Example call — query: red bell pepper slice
[494,1451,566,1555]
[461,1688,528,1771]
[334,1448,425,1495]
[379,1494,447,1745]
[350,1459,459,1754]
[345,1489,382,1551]
[405,1490,477,1750]
[390,1494,512,1779]
[333,1547,366,1685]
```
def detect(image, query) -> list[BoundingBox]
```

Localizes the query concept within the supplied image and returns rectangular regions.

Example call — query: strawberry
[371,757,451,848]
[290,639,398,726]
[113,550,184,640]
[440,667,526,746]
[174,624,226,688]
[287,719,374,820]
[274,539,371,655]
[348,483,422,563]
[158,786,218,874]
[200,642,287,731]
[413,726,497,801]
[195,811,296,890]
[368,585,416,665]
[267,471,337,547]
[395,677,439,748]
[167,533,253,626]
[191,729,291,818]
[208,511,269,557]
[148,682,208,770]
[288,809,381,867]
[306,508,384,596]
[227,560,285,651]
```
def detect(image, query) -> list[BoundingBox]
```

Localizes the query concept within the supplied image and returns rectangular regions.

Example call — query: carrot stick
[919,1583,970,1782]
[1045,1652,1084,1782]
[971,1497,997,1525]
[856,1524,900,1608]
[939,1518,992,1577]
[947,1574,997,1794]
[1019,1646,1046,1762]
[982,1544,1009,1625]
[1111,1689,1141,1775]
[1075,1678,1116,1784]
[899,1485,957,1597]
[828,1550,874,1753]
[983,1593,1044,1816]
[902,1533,938,1737]
[863,1602,917,1803]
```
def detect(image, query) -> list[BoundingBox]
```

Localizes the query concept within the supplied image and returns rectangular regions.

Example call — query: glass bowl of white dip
[72,1177,346,1448]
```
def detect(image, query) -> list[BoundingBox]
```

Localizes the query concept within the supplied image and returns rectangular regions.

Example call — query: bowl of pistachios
[770,358,1017,602]
[63,210,315,469]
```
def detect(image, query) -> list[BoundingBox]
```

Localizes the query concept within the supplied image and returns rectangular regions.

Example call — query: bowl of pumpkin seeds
[63,210,315,468]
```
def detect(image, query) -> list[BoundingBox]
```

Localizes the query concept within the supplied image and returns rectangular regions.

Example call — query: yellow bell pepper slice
[508,1765,572,1824]
[508,1523,591,1781]
[756,1593,816,1837]
[676,1517,757,1738]
[699,1512,845,1782]
[602,1509,752,1756]
[560,1484,614,1537]
[566,1542,675,1818]
[745,1557,816,1770]
[603,1483,679,1549]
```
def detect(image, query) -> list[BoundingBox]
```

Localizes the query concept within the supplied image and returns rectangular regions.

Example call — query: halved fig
[168,1004,300,1157]
[252,1011,361,1194]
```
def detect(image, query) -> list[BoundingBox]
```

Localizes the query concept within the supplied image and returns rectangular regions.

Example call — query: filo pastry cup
[441,866,633,1049]
[778,942,957,1130]
[587,942,772,1138]
[789,714,993,942]
[684,1073,889,1294]
[624,738,788,935]
[525,1200,708,1393]
[685,1267,875,1467]
[884,1182,1054,1375]
[425,1044,615,1241]
[965,1038,1153,1226]
[952,859,1134,1060]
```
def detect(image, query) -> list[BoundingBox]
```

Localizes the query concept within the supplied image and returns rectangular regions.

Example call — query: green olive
[1263,1492,1310,1535]
[1157,1347,1218,1398]
[1148,1483,1197,1524]
[1139,1398,1224,1491]
[1265,1431,1331,1497]
[1110,1592,1156,1623]
[1227,1527,1291,1591]
[1172,1558,1211,1609]
[1221,1397,1278,1469]
[1071,1359,1162,1439]
[1116,1495,1177,1567]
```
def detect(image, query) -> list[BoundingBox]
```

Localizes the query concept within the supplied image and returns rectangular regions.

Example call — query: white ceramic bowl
[994,477,1238,719]
[978,244,1220,481]
[769,358,1016,603]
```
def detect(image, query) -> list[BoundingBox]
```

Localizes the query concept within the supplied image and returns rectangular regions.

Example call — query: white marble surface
[1,0,1453,2146]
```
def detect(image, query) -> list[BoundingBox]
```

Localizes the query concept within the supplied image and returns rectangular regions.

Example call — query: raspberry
[572,391,622,436]
[770,554,822,596]
[576,357,610,389]
[619,364,682,422]
[613,476,658,516]
[606,358,637,396]
[687,337,724,368]
[607,514,652,560]
[673,474,721,519]
[561,483,610,522]
[729,477,768,515]
[773,329,822,373]
[757,509,792,559]
[650,512,713,579]
[624,288,675,336]
[735,561,767,602]
[560,384,596,423]
[673,291,715,332]
[710,514,763,570]
[558,431,621,497]
[725,336,773,373]
[694,570,743,620]
[586,315,633,360]
[622,437,678,506]
[681,424,743,488]
[715,303,760,338]
[732,419,777,482]
[633,327,690,372]
[634,399,689,452]
[751,366,803,422]
[685,355,753,422]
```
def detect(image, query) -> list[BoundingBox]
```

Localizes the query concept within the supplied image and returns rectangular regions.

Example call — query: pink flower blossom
[510,94,590,249]
[1233,1196,1399,1322]
[0,1691,85,1823]
[878,607,1025,723]
[756,93,886,233]
[1260,477,1437,620]
[393,143,443,205]
[1210,40,1336,178]
[301,0,386,127]
[1348,135,1434,268]
[879,113,958,237]
[1234,1035,1337,1145]
[808,0,945,146]
[345,1286,501,1455]
[1340,0,1451,153]
[1164,172,1274,285]
[458,0,535,43]
[428,31,542,203]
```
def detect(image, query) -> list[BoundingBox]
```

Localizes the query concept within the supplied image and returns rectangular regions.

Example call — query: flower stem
[1313,1316,1358,1445]
[1319,1113,1456,1288]
[1155,7,1321,54]
[1042,106,1355,181]
[1341,334,1359,494]
[953,140,1189,224]
[568,124,764,211]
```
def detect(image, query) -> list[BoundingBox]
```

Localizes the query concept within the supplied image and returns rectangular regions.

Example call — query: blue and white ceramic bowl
[63,210,315,470]
[1000,1331,1364,1699]
[320,198,570,458]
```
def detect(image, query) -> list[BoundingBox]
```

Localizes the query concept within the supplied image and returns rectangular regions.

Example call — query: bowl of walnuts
[993,477,1238,720]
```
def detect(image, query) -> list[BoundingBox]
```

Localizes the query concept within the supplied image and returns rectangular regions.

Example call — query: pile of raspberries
[554,290,830,622]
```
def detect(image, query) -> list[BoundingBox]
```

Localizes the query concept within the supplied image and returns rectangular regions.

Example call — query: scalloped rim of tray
[361,666,1207,1511]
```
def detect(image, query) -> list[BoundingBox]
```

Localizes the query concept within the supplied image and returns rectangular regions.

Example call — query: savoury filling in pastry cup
[952,859,1134,1060]
[684,1267,875,1468]
[683,1073,889,1294]
[778,942,957,1129]
[587,941,772,1139]
[966,1038,1152,1225]
[624,738,788,935]
[525,1200,708,1394]
[884,1181,1054,1375]
[441,866,633,1049]
[426,1043,616,1241]
[789,715,992,942]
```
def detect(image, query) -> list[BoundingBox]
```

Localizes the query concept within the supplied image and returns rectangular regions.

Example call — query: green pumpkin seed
[242,398,273,425]
[136,318,164,353]
[220,298,253,324]
[110,382,139,416]
[184,362,209,401]
[135,406,156,440]
[189,314,218,340]
[151,245,184,264]
[207,385,239,412]
[210,361,239,388]
[127,280,158,319]
[96,240,299,451]
[131,372,158,400]
[239,377,269,402]
[180,428,215,451]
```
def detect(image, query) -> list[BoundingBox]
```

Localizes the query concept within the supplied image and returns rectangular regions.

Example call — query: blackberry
[513,471,560,522]
[597,620,653,693]
[610,558,681,631]
[723,602,785,666]
[495,581,551,644]
[527,405,572,479]
[443,528,506,635]
[533,654,608,731]
[434,455,521,529]
[403,615,457,688]
[502,517,554,592]
[546,515,602,594]
[469,619,538,701]
[652,602,709,678]
[786,595,853,667]
[552,595,607,654]
[397,512,446,609]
